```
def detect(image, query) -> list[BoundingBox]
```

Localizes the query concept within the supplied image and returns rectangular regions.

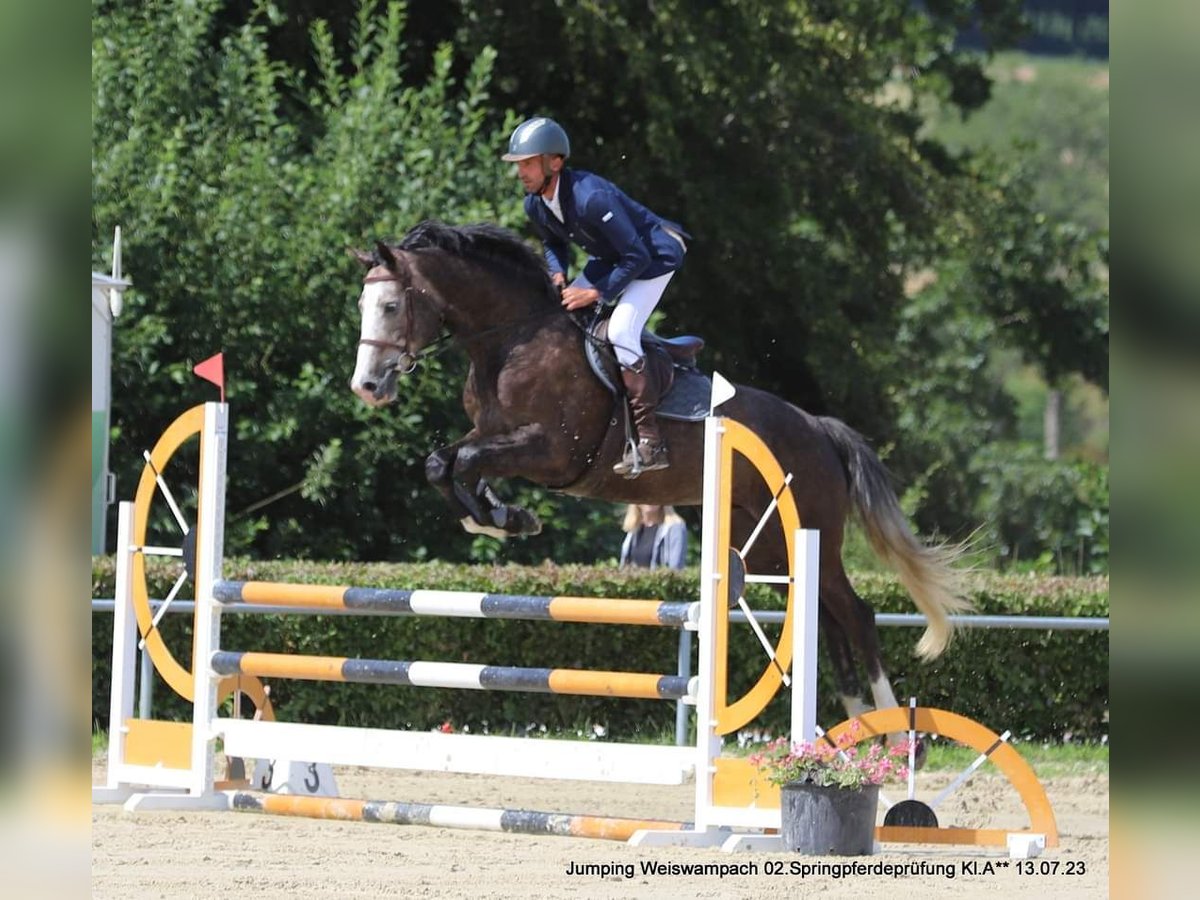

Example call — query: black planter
[780,782,880,855]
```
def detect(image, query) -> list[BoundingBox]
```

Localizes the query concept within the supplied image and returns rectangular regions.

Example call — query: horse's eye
[383,301,399,314]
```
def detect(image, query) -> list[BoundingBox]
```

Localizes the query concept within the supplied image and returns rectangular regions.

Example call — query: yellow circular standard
[713,418,802,735]
[827,707,1059,848]
[131,404,273,721]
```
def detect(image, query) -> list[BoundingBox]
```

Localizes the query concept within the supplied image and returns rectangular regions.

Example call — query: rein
[358,272,563,375]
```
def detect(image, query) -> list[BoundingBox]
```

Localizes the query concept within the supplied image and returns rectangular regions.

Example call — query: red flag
[193,352,225,402]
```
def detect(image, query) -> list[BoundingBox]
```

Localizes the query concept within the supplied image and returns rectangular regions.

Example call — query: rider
[502,116,689,477]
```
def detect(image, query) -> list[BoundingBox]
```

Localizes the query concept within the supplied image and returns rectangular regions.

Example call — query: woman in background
[618,504,688,570]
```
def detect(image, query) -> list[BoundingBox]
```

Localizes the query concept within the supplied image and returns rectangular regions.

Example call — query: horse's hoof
[486,505,542,537]
[507,508,542,537]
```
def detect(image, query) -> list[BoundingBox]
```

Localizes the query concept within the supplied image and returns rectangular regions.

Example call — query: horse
[349,220,970,729]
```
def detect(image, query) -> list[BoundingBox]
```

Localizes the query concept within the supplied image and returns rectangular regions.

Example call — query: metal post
[138,644,154,720]
[674,629,692,746]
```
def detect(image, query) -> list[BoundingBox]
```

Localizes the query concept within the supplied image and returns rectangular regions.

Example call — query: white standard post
[93,503,137,802]
[188,402,229,799]
[790,528,820,744]
[691,414,725,832]
[631,413,732,848]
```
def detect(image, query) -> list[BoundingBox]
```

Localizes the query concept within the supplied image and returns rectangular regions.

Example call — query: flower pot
[780,782,879,855]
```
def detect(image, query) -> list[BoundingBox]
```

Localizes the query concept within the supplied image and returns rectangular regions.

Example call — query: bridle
[357,269,567,376]
[357,271,453,375]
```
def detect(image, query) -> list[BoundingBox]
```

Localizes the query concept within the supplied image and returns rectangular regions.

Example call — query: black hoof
[491,506,542,537]
[510,507,542,536]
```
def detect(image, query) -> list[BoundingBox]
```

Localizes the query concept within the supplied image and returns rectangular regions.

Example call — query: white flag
[710,371,737,413]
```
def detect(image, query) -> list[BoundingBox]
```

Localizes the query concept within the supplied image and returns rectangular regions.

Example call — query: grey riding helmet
[501,117,570,161]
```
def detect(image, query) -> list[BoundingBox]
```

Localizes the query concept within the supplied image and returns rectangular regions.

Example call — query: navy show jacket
[523,168,690,302]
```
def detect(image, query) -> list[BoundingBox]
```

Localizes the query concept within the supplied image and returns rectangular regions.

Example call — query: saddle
[584,317,712,422]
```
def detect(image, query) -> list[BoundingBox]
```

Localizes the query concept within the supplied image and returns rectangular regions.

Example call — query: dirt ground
[92,756,1108,899]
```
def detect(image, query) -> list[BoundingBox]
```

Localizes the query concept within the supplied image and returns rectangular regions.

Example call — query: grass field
[924,738,1107,777]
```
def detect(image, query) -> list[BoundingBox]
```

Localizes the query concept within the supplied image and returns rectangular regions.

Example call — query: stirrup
[613,439,669,478]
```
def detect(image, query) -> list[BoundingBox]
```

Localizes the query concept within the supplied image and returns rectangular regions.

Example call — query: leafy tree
[971,442,1109,574]
[93,0,536,560]
[439,0,1031,436]
[924,53,1108,233]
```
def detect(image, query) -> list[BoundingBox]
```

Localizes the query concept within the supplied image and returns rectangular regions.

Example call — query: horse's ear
[374,240,399,270]
[348,247,374,267]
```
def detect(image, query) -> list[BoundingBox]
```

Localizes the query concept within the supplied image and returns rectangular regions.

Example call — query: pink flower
[749,722,914,789]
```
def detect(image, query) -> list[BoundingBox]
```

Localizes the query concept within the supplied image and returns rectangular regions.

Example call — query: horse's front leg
[425,435,487,526]
[425,434,519,537]
[427,427,549,540]
[448,427,549,540]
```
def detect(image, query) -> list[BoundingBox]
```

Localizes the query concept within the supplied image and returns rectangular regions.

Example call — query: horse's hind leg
[820,565,928,766]
[820,565,933,766]
[820,608,872,718]
[821,566,899,715]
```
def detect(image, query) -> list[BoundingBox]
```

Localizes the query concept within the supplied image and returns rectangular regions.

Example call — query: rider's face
[514,155,558,195]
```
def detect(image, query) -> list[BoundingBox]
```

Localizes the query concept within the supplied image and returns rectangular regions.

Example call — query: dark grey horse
[350,221,969,731]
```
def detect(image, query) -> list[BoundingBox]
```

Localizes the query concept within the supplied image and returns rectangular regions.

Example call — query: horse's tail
[816,415,972,659]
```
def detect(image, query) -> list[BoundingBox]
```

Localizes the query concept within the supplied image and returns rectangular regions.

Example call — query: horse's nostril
[362,380,377,393]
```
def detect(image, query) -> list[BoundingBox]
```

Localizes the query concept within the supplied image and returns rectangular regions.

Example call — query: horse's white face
[350,271,408,407]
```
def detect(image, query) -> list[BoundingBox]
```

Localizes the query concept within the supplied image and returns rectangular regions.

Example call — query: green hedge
[92,560,1108,742]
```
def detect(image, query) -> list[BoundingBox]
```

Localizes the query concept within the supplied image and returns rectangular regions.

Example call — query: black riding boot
[613,366,669,477]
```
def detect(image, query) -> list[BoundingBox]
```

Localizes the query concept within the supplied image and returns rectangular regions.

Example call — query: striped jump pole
[214,580,696,628]
[230,792,691,842]
[211,651,698,701]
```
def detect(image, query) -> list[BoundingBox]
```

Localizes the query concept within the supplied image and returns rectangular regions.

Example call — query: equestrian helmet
[501,117,570,161]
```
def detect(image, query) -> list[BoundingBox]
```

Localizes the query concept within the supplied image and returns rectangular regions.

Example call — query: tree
[93,0,1108,567]
[93,0,532,560]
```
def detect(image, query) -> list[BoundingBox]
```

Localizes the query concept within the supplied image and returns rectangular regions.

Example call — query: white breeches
[578,270,675,368]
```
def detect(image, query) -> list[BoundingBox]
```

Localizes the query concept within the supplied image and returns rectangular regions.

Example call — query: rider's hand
[561,286,600,310]
[550,271,566,287]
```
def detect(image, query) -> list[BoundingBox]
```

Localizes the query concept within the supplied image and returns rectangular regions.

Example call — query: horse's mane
[396,220,557,303]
